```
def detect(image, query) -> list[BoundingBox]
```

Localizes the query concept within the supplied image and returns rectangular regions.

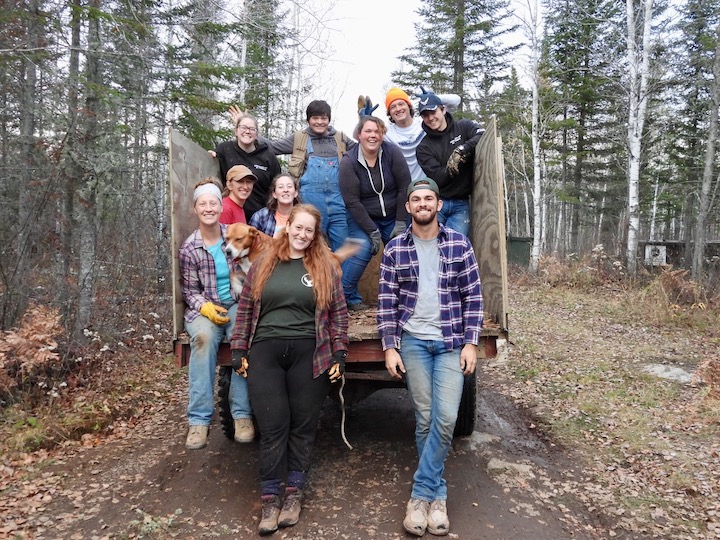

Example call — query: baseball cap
[385,87,412,111]
[417,93,443,114]
[407,177,440,200]
[226,165,257,183]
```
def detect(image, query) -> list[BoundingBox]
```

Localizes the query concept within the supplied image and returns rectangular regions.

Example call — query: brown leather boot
[258,495,281,536]
[278,487,302,527]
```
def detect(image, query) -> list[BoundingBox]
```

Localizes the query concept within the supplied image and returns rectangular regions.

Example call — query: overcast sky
[314,0,423,133]
[309,0,530,134]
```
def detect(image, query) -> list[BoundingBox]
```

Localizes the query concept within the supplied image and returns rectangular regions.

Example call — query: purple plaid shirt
[377,224,483,351]
[230,261,349,379]
[179,223,239,323]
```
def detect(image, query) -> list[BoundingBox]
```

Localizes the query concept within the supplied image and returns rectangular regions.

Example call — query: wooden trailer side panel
[471,116,509,331]
[169,128,221,340]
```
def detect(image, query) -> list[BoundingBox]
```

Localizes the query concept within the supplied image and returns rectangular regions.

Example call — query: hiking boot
[427,499,450,536]
[278,487,302,528]
[258,495,281,536]
[234,418,255,443]
[185,425,208,450]
[348,302,369,311]
[403,497,429,536]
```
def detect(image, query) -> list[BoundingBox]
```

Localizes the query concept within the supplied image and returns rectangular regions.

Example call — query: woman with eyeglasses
[210,113,281,221]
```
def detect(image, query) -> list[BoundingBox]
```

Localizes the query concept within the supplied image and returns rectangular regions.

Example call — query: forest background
[1,0,719,342]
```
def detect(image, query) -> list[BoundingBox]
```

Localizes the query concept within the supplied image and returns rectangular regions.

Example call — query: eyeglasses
[237,126,258,133]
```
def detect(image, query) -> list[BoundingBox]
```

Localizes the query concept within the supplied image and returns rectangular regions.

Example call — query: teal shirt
[207,240,232,304]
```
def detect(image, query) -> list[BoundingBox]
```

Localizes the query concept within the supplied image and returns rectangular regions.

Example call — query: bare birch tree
[625,0,654,276]
[519,0,544,274]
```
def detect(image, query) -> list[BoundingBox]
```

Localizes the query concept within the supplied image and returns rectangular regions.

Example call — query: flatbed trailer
[169,117,508,437]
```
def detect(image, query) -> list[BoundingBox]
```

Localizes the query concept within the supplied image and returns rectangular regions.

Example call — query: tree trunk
[692,29,720,281]
[528,0,543,273]
[11,0,41,324]
[625,0,654,276]
[74,0,101,340]
[56,1,82,313]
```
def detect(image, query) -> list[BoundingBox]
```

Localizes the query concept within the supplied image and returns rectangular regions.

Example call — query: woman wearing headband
[179,177,254,450]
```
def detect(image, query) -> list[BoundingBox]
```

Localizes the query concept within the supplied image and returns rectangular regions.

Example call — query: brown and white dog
[224,222,360,295]
[224,223,274,295]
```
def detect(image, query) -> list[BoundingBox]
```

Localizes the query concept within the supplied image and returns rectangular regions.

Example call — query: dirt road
[10,369,614,540]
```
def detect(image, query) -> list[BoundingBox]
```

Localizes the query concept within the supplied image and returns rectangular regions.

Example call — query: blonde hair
[250,204,339,310]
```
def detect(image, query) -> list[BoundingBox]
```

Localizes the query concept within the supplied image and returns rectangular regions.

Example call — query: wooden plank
[471,116,509,331]
[169,128,221,340]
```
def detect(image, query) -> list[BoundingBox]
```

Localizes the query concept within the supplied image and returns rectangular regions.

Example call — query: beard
[411,207,437,226]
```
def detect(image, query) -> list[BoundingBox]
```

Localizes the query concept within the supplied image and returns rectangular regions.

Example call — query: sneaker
[234,418,255,443]
[427,499,450,536]
[348,302,370,311]
[403,497,429,536]
[185,425,208,450]
[259,495,281,536]
[278,487,302,528]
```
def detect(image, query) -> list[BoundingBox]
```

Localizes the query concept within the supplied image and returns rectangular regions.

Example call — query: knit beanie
[385,88,412,111]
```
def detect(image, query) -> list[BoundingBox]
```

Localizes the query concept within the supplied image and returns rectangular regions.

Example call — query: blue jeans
[438,198,470,236]
[401,332,464,501]
[185,303,251,425]
[341,215,396,305]
[299,152,348,251]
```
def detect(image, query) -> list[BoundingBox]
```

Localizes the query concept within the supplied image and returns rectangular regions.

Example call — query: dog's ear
[247,226,259,238]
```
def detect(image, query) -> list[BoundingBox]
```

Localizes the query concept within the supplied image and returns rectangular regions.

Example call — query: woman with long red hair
[230,204,349,535]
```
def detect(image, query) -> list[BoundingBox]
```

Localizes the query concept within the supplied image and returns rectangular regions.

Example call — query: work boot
[234,418,255,443]
[427,499,450,536]
[258,495,281,536]
[278,487,302,528]
[348,302,370,311]
[403,497,429,536]
[185,425,208,450]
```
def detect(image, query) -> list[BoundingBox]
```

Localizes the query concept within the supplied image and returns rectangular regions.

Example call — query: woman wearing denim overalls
[266,100,356,250]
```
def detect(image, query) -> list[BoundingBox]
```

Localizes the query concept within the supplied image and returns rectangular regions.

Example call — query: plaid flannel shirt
[230,261,349,379]
[248,207,277,237]
[377,224,483,351]
[179,224,239,323]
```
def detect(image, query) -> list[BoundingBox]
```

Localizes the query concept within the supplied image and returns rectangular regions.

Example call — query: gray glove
[446,145,468,176]
[390,221,406,239]
[369,229,382,256]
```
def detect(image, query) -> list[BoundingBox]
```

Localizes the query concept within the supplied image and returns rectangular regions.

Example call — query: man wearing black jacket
[415,93,484,236]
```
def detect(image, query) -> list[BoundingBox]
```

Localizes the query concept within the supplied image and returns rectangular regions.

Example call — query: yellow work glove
[199,302,230,325]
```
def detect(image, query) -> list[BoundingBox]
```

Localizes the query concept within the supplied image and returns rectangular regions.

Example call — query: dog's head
[225,222,260,261]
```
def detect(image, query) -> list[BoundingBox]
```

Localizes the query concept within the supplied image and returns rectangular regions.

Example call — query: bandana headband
[193,183,222,203]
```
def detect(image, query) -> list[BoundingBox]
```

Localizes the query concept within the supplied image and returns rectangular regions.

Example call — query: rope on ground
[338,374,353,450]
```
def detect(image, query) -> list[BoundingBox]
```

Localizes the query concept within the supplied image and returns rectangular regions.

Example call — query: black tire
[453,372,477,437]
[217,366,235,439]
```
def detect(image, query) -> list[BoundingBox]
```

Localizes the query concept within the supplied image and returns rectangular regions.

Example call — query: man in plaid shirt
[377,177,483,537]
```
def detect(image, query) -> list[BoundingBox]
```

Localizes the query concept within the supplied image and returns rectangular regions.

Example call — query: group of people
[179,87,485,537]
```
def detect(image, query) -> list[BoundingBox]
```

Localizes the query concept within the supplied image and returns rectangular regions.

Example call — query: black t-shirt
[213,139,281,219]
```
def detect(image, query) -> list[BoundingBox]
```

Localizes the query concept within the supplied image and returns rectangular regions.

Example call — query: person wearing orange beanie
[383,87,460,182]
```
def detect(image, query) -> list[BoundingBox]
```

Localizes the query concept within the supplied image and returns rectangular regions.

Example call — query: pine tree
[391,0,518,116]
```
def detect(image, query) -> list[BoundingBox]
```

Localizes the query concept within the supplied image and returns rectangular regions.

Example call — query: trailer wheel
[217,366,235,439]
[453,372,477,437]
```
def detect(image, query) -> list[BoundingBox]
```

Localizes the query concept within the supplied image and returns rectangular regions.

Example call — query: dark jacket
[339,141,411,235]
[416,112,484,200]
[213,139,281,219]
